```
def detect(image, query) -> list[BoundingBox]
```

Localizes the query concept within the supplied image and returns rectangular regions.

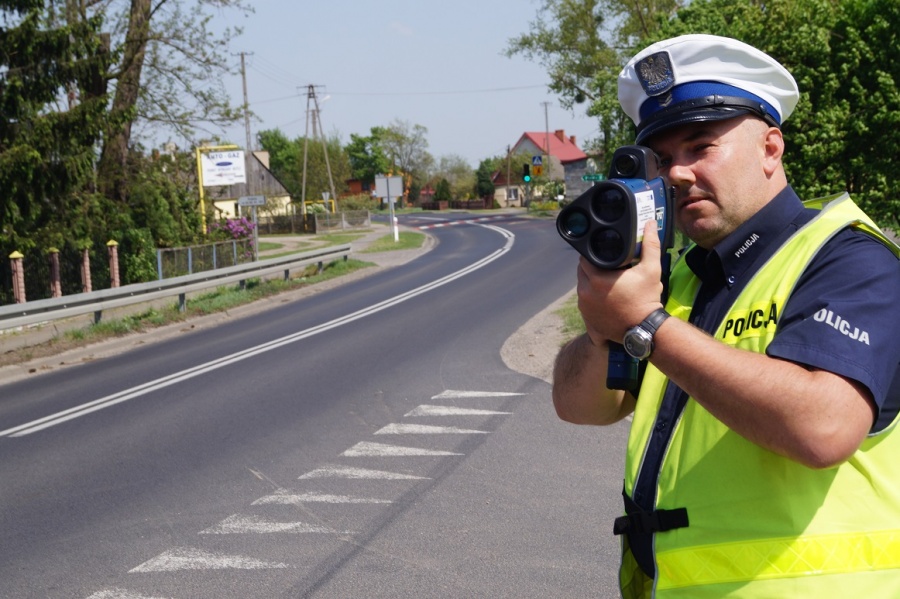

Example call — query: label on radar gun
[634,190,658,243]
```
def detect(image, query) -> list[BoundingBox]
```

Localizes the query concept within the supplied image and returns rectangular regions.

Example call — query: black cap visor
[635,95,778,145]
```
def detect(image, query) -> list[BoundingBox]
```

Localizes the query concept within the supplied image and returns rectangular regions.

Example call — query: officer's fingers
[640,219,661,264]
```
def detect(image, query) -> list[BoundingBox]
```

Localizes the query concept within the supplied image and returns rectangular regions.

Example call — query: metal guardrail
[0,244,352,331]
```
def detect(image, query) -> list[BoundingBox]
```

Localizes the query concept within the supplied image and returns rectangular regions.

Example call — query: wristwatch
[623,308,670,360]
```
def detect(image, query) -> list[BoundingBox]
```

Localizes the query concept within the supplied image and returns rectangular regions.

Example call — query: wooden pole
[48,248,62,298]
[9,251,25,303]
[107,240,120,287]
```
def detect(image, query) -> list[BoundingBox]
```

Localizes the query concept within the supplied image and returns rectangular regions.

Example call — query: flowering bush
[208,217,256,262]
[208,217,255,243]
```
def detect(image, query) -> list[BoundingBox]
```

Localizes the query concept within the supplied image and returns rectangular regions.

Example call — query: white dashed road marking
[89,388,517,595]
[86,589,168,599]
[341,441,463,457]
[252,490,391,505]
[431,389,526,399]
[405,405,512,417]
[200,514,343,535]
[298,465,430,480]
[374,423,489,435]
[129,548,289,573]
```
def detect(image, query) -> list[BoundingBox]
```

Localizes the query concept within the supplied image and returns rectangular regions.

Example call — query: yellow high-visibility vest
[621,194,900,598]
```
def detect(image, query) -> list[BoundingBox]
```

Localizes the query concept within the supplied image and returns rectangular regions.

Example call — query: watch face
[624,327,653,359]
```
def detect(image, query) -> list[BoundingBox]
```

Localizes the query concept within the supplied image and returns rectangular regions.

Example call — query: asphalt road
[0,213,630,599]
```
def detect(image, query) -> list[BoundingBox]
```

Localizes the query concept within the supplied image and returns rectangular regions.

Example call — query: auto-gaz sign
[200,150,247,187]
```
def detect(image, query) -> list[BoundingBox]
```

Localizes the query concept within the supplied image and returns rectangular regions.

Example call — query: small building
[500,129,590,203]
[208,151,293,219]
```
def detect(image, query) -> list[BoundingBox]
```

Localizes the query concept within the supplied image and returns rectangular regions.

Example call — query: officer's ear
[762,126,785,177]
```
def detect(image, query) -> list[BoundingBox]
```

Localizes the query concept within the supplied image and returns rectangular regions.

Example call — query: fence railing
[0,244,351,331]
[313,210,371,233]
[156,239,254,280]
[256,210,371,235]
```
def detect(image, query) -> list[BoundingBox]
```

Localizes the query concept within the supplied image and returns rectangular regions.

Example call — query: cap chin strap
[636,94,779,144]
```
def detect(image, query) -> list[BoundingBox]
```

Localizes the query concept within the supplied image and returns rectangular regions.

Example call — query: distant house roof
[514,130,587,164]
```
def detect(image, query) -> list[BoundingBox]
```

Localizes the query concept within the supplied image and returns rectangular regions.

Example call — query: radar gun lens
[595,188,627,223]
[561,209,590,238]
[591,229,625,264]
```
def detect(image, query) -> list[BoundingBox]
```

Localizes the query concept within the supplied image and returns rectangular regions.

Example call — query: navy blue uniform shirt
[627,186,900,577]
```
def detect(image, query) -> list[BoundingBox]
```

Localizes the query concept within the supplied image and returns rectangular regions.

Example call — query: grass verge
[556,294,586,343]
[0,258,374,367]
[361,231,424,253]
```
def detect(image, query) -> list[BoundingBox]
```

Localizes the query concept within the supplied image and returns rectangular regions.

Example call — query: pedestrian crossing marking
[253,490,391,505]
[405,405,512,417]
[432,390,526,399]
[342,441,463,457]
[129,547,289,572]
[299,465,429,480]
[200,514,343,534]
[374,423,489,435]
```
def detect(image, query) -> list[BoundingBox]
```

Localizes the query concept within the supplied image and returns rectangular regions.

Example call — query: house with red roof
[492,129,593,205]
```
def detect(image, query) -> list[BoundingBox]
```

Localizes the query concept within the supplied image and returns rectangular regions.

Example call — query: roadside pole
[375,175,404,242]
[239,195,266,261]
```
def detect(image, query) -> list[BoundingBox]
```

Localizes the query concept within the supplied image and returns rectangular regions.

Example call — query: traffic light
[523,163,532,183]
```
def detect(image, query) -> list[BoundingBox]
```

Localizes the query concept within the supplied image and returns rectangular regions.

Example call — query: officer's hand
[576,220,664,344]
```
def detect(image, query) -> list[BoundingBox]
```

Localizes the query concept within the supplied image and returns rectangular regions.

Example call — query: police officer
[552,34,900,598]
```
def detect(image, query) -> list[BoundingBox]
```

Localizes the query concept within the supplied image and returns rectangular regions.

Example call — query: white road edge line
[1,225,515,437]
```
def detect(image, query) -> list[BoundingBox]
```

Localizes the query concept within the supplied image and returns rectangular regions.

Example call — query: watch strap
[641,308,670,336]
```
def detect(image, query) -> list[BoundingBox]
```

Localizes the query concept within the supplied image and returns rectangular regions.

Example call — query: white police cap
[618,34,799,144]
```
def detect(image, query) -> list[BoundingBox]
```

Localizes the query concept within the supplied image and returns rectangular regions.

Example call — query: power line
[328,84,546,97]
[248,83,547,108]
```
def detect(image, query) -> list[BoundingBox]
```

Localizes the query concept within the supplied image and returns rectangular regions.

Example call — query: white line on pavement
[341,441,463,457]
[129,548,289,573]
[431,390,527,399]
[252,490,391,505]
[85,589,169,599]
[373,423,489,435]
[298,465,429,480]
[199,514,346,534]
[0,227,515,437]
[404,405,512,417]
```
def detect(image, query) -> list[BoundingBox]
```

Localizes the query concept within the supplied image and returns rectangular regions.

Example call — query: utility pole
[542,101,551,178]
[237,51,255,204]
[506,145,512,207]
[239,52,254,157]
[300,85,337,216]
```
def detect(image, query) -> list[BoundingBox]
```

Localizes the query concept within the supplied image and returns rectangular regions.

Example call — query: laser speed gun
[556,146,675,390]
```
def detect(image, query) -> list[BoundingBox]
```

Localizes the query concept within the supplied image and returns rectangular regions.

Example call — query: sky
[212,0,599,169]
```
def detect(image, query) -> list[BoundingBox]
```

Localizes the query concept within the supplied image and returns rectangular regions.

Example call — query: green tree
[64,0,253,202]
[0,0,109,251]
[345,127,392,186]
[257,128,351,209]
[379,119,434,198]
[434,154,475,200]
[434,178,452,203]
[475,159,497,199]
[659,0,899,229]
[127,147,201,247]
[510,0,898,230]
[506,0,679,161]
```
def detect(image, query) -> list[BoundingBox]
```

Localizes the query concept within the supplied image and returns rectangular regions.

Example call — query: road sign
[200,150,246,187]
[582,174,606,181]
[533,165,544,177]
[238,195,266,206]
[532,155,543,166]
[374,175,404,199]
